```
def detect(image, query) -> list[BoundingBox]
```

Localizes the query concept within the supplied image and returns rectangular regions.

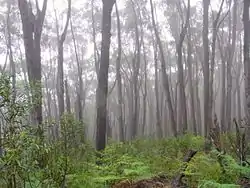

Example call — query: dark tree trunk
[18,0,48,125]
[95,0,116,151]
[243,0,250,139]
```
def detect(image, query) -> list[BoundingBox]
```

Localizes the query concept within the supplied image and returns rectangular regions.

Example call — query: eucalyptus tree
[96,0,116,151]
[18,0,48,125]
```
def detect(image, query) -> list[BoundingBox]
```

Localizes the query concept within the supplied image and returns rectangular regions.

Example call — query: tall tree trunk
[202,0,210,137]
[70,20,84,121]
[139,13,148,137]
[65,79,71,114]
[55,0,71,118]
[18,0,48,125]
[150,0,177,136]
[226,0,237,131]
[210,0,225,131]
[187,28,197,135]
[6,1,16,103]
[243,0,250,139]
[115,2,124,142]
[91,0,100,76]
[237,34,242,122]
[176,0,190,133]
[153,39,162,138]
[130,2,141,139]
[96,0,116,151]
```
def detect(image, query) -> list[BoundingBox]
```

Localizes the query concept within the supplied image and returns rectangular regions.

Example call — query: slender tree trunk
[65,79,71,114]
[202,0,210,137]
[91,0,100,76]
[237,34,242,122]
[210,0,225,131]
[140,23,148,137]
[176,0,190,133]
[115,2,124,142]
[187,29,197,135]
[6,1,16,103]
[130,2,141,139]
[70,20,84,121]
[55,0,71,118]
[18,0,48,126]
[226,0,237,131]
[243,0,250,139]
[153,39,162,138]
[150,0,177,136]
[96,0,116,151]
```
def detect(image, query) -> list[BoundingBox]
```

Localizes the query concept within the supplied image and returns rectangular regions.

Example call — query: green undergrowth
[64,134,250,188]
[1,70,250,188]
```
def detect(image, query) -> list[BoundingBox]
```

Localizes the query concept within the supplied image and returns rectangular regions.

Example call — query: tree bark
[202,0,210,137]
[70,19,84,121]
[91,0,100,76]
[176,0,190,133]
[96,0,116,151]
[6,1,16,103]
[55,0,71,118]
[226,0,237,131]
[18,0,48,125]
[153,39,162,138]
[130,1,141,139]
[243,0,250,140]
[187,28,197,135]
[115,2,124,142]
[65,79,71,114]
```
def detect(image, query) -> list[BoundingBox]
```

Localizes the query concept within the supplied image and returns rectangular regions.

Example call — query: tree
[18,0,48,125]
[225,0,237,131]
[150,0,177,137]
[115,2,124,141]
[202,0,210,137]
[96,0,116,151]
[176,0,190,133]
[55,0,72,119]
[6,0,16,103]
[243,0,250,138]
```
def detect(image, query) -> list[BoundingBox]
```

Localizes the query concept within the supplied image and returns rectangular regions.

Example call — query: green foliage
[185,151,222,186]
[198,180,240,188]
[0,74,249,188]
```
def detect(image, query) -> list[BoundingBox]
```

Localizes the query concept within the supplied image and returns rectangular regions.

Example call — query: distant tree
[55,0,72,119]
[202,0,210,137]
[150,0,177,137]
[115,2,125,141]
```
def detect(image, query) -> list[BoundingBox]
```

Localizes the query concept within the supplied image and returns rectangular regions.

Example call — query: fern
[198,180,240,188]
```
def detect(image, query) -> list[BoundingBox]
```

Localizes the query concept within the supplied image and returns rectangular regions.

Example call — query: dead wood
[171,149,197,188]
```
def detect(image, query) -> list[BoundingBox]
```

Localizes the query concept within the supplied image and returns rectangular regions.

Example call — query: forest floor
[111,175,171,188]
[98,133,250,188]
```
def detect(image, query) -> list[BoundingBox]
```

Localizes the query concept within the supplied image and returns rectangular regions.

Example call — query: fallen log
[171,149,197,188]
